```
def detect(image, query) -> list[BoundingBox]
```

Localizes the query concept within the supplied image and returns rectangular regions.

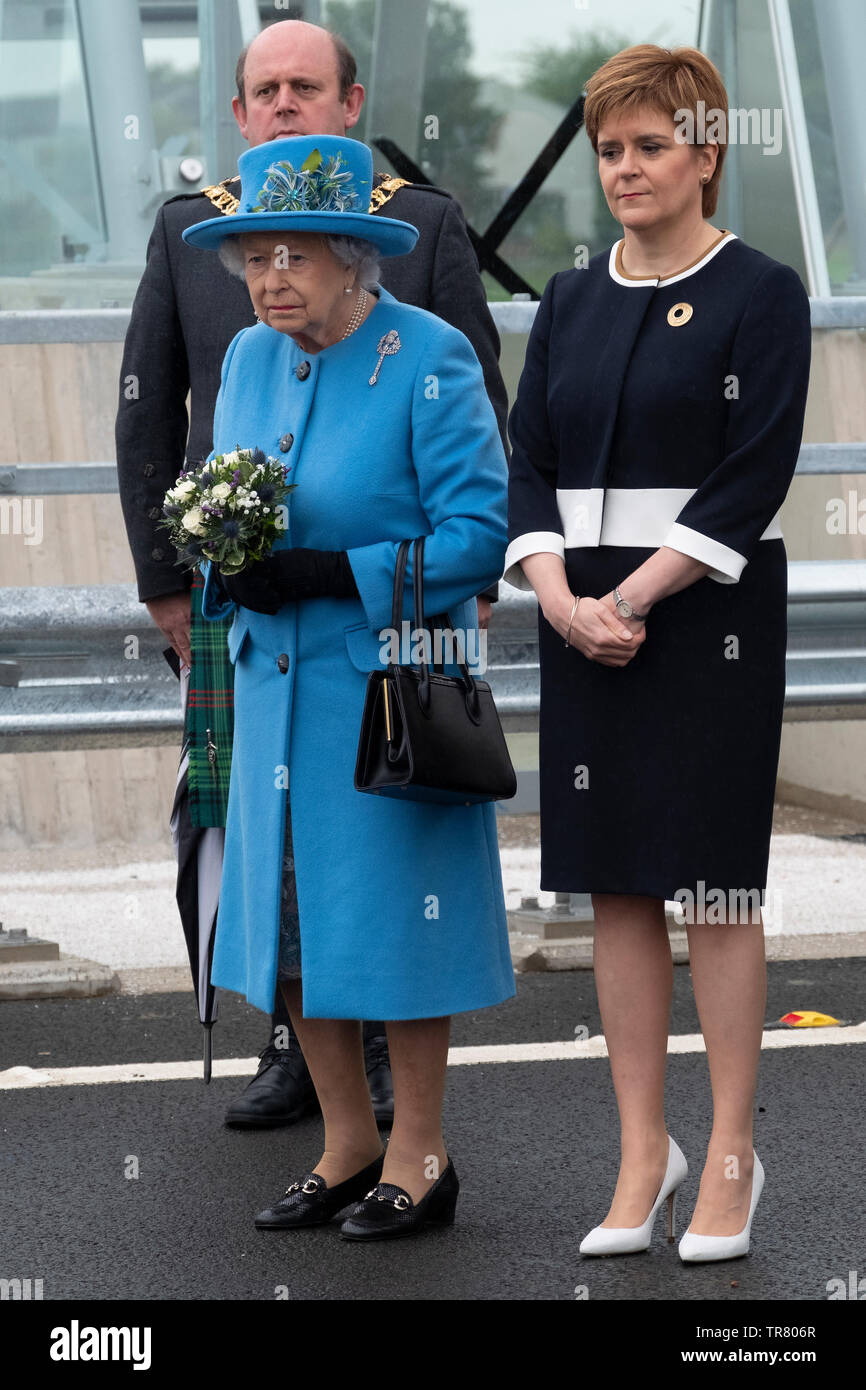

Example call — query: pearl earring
[345,285,353,295]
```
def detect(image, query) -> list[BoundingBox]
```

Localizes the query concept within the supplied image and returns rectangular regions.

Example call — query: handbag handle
[389,539,447,670]
[411,536,479,719]
[388,537,444,670]
[390,538,412,636]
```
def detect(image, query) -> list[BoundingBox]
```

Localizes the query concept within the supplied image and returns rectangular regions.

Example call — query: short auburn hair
[583,44,728,217]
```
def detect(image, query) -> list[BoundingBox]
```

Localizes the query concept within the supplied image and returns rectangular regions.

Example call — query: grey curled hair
[218,234,381,290]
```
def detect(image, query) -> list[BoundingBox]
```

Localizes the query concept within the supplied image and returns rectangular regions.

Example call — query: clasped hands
[548,590,649,667]
[216,548,358,615]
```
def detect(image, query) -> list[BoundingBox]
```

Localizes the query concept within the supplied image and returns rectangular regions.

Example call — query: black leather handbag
[354,536,517,805]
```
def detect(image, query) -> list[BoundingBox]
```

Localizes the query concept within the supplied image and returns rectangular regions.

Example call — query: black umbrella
[165,647,222,1081]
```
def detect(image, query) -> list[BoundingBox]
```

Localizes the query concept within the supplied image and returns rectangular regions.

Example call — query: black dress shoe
[224,1035,321,1128]
[363,1026,394,1130]
[254,1153,385,1229]
[340,1159,459,1240]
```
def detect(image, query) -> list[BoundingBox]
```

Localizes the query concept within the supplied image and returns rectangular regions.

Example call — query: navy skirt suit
[503,233,812,901]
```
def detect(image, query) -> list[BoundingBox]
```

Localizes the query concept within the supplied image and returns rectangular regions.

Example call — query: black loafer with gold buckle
[254,1153,385,1229]
[339,1159,459,1240]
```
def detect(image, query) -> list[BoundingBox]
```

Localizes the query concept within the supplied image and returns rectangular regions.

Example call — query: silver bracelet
[565,594,580,647]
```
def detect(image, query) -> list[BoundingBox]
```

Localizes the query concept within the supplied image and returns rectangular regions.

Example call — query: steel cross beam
[373,94,587,301]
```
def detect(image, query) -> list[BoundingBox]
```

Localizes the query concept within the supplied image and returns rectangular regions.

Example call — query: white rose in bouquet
[160,447,296,576]
[181,506,207,536]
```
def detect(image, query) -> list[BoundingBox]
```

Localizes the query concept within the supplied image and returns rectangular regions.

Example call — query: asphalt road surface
[2,957,864,1312]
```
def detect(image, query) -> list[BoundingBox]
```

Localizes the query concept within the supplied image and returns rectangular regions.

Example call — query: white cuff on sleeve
[502,531,566,590]
[663,523,746,584]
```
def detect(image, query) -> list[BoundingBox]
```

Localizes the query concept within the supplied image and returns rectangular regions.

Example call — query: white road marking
[1,1023,864,1089]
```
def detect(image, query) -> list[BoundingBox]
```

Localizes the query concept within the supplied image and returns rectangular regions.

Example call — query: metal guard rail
[1,562,865,752]
[0,298,864,746]
[2,441,865,495]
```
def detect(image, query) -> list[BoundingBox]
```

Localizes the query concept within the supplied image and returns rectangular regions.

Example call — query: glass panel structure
[0,0,863,307]
[788,0,866,292]
[0,0,105,306]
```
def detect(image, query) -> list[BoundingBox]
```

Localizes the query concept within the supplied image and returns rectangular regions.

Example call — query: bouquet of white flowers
[160,447,297,576]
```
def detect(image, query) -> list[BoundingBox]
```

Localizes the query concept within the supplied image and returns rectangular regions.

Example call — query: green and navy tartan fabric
[185,569,235,827]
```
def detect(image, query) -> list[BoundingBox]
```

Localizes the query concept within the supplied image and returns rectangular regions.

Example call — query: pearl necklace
[341,286,368,339]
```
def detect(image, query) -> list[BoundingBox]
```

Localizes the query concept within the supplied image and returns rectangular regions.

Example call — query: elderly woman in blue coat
[181,135,514,1240]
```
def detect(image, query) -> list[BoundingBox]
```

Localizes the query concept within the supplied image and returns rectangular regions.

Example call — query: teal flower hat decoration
[254,148,358,213]
[183,134,418,258]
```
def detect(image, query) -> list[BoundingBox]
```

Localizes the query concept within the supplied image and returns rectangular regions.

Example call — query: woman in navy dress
[504,45,811,1261]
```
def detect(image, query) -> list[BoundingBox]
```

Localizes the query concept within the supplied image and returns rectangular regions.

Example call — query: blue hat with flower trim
[182,134,418,258]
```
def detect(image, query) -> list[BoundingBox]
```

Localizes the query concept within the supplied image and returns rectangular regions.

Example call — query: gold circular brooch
[667,302,694,327]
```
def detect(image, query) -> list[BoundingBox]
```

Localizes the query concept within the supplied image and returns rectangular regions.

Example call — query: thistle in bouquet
[161,446,297,576]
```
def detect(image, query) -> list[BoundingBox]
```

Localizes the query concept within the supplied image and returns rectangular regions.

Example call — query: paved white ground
[1,830,864,973]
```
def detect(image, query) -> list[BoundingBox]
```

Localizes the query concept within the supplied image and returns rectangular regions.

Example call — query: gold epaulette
[201,180,241,215]
[199,174,410,217]
[368,176,412,212]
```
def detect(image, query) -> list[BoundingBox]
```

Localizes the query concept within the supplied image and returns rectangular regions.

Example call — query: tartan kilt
[184,570,234,827]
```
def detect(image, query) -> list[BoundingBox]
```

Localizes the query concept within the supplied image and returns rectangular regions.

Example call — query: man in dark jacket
[116,18,508,1131]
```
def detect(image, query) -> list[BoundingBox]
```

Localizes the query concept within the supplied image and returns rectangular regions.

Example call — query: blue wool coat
[198,287,515,1019]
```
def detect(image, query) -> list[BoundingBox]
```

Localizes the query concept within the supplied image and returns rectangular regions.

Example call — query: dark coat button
[279,433,294,452]
[142,463,156,477]
[148,506,162,519]
[277,653,290,673]
[151,547,165,560]
[295,361,311,380]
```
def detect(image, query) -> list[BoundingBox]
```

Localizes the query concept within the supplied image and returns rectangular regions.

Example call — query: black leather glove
[217,562,281,614]
[219,549,359,615]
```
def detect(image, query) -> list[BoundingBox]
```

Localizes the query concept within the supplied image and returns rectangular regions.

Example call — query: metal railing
[1,299,865,759]
[2,561,865,756]
[3,442,865,498]
[1,294,865,342]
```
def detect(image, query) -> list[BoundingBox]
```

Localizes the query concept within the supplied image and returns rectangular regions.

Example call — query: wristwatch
[614,585,647,622]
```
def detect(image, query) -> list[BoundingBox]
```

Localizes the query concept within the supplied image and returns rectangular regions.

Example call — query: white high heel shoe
[678,1150,764,1262]
[579,1136,689,1256]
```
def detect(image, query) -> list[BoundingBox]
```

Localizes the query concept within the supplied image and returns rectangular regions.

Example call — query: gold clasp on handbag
[383,677,392,743]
